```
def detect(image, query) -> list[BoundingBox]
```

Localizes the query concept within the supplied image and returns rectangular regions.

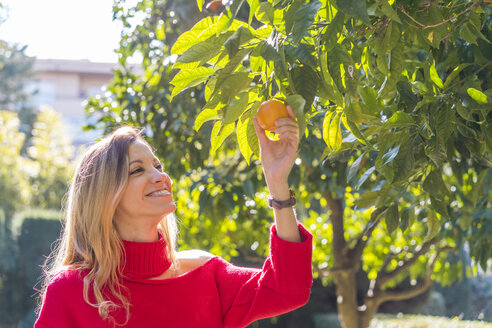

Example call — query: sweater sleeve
[215,222,313,328]
[34,270,91,328]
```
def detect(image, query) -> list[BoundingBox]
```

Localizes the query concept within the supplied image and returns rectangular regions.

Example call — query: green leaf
[195,108,221,131]
[256,2,275,25]
[359,86,382,115]
[323,111,343,153]
[217,72,252,104]
[291,65,319,113]
[197,0,205,12]
[400,206,413,233]
[171,17,217,55]
[348,152,366,182]
[177,35,226,64]
[379,0,401,24]
[460,23,478,45]
[378,44,404,98]
[250,54,265,73]
[214,11,234,36]
[247,0,260,25]
[223,92,249,124]
[285,43,317,68]
[429,61,444,89]
[467,88,488,104]
[436,106,455,144]
[284,0,305,34]
[397,81,418,109]
[285,94,307,137]
[430,195,449,217]
[374,22,399,56]
[342,115,370,146]
[237,115,255,164]
[215,48,251,90]
[457,121,478,139]
[385,203,399,234]
[319,50,343,106]
[356,166,375,190]
[383,111,415,129]
[425,210,440,241]
[444,64,471,89]
[336,0,370,25]
[345,100,365,124]
[376,54,389,75]
[354,190,379,208]
[223,26,255,58]
[321,12,344,48]
[210,121,235,154]
[423,170,449,201]
[424,137,446,167]
[455,102,470,120]
[382,145,400,165]
[291,1,322,43]
[170,67,215,100]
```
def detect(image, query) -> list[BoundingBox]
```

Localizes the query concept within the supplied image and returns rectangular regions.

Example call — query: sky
[0,0,123,63]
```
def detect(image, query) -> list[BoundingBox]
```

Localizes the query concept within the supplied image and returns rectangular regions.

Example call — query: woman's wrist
[266,181,291,200]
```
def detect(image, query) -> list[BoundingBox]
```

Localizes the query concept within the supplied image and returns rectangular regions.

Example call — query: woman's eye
[155,164,163,171]
[130,168,143,175]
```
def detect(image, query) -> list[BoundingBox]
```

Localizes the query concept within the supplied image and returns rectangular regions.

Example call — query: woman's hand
[253,105,299,192]
[253,105,301,242]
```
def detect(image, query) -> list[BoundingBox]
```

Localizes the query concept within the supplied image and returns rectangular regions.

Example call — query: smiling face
[114,140,176,233]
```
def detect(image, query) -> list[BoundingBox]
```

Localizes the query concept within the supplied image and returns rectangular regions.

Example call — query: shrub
[0,209,62,327]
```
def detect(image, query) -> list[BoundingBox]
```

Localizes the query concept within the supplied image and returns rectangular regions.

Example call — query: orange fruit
[206,0,222,12]
[256,100,289,131]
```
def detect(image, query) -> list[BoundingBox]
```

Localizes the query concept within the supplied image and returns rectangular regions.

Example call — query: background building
[27,58,116,145]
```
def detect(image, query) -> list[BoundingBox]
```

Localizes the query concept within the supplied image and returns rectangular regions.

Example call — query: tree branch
[369,244,455,307]
[397,2,477,31]
[376,278,433,304]
[350,207,387,262]
[322,191,346,262]
[375,237,438,288]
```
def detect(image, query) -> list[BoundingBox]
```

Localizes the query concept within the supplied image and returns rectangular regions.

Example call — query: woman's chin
[160,202,177,216]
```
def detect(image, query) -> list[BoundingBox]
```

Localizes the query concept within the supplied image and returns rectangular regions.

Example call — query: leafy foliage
[0,42,34,108]
[0,209,62,327]
[169,0,491,327]
[26,107,75,209]
[0,109,75,326]
[86,0,491,327]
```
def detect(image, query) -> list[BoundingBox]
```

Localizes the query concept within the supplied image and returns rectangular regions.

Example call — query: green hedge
[0,208,62,327]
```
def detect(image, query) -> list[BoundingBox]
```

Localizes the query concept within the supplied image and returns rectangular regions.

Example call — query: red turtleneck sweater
[34,223,312,328]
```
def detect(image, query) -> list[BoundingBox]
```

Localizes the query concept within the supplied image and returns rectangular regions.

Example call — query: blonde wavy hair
[38,126,178,324]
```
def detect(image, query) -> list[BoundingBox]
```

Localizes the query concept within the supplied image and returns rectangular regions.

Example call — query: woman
[35,106,313,328]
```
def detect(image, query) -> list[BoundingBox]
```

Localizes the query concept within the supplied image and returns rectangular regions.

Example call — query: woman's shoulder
[47,267,87,290]
[176,249,217,274]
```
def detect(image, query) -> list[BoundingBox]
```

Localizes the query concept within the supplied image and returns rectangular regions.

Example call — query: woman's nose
[151,169,167,184]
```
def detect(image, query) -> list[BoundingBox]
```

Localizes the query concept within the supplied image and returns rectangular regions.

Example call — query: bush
[0,209,62,327]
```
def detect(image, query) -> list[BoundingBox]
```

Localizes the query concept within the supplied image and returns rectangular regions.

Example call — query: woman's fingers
[253,117,269,143]
[286,105,297,120]
[274,124,299,136]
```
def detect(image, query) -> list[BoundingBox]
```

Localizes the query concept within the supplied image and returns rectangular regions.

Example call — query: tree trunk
[333,268,361,328]
[332,268,379,328]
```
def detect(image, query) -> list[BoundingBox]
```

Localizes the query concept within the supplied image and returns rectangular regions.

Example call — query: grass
[370,314,492,328]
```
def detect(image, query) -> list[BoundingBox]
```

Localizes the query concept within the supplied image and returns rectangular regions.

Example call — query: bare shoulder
[177,249,215,261]
[176,250,216,273]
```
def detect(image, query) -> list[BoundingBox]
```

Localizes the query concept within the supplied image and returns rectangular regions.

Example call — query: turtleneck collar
[121,232,171,279]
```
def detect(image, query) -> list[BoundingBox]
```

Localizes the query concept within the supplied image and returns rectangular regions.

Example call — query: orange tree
[86,0,491,327]
[86,0,277,263]
[168,0,492,327]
